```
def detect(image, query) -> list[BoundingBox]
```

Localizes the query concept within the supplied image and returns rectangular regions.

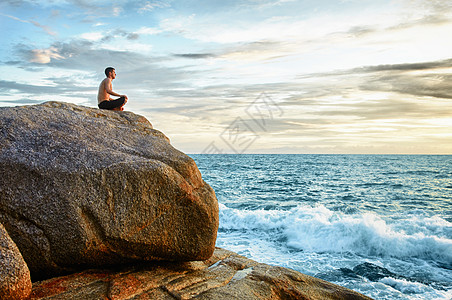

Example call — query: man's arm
[104,79,122,98]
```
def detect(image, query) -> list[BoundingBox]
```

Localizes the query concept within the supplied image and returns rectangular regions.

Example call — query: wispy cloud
[138,0,170,13]
[311,59,452,100]
[0,13,57,36]
[173,53,217,59]
[0,79,62,94]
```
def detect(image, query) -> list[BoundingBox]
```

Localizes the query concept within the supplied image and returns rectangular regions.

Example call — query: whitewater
[190,154,452,300]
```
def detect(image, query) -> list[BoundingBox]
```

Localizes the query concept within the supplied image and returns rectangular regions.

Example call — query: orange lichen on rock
[30,248,373,300]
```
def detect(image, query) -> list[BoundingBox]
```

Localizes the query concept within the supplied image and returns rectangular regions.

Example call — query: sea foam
[219,203,452,267]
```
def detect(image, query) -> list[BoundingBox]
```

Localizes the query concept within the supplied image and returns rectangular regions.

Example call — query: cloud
[136,27,162,35]
[2,0,27,6]
[0,13,56,36]
[79,32,104,41]
[29,20,57,36]
[386,0,452,31]
[347,59,452,100]
[388,13,452,31]
[171,40,293,63]
[0,79,67,95]
[112,6,123,16]
[79,29,142,45]
[295,58,452,101]
[361,73,452,100]
[218,40,291,61]
[317,98,452,121]
[51,0,131,23]
[29,47,65,64]
[13,39,136,70]
[345,25,376,38]
[173,53,217,59]
[138,0,170,13]
[111,29,140,40]
[354,59,452,72]
[301,59,452,80]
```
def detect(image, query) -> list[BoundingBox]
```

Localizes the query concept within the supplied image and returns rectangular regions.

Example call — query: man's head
[105,67,115,78]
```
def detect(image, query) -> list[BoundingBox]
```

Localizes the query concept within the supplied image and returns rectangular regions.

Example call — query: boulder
[30,247,373,300]
[0,101,219,279]
[0,223,32,300]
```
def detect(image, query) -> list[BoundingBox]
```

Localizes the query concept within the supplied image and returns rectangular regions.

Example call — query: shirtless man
[97,67,128,111]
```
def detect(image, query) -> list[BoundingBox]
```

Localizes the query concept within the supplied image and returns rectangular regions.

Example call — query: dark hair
[105,67,115,77]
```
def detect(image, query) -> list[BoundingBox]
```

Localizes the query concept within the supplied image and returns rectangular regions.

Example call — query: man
[98,67,128,111]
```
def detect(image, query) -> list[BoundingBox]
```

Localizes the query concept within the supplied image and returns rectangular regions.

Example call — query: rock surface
[0,223,32,300]
[30,247,372,300]
[0,101,219,279]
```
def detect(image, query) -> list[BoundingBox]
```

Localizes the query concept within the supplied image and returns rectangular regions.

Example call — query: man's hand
[121,95,128,103]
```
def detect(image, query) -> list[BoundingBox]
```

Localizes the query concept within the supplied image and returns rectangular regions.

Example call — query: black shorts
[98,97,126,110]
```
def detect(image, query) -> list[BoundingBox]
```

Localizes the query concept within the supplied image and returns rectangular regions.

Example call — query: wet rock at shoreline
[30,247,373,300]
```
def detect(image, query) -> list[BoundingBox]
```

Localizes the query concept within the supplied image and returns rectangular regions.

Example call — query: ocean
[190,154,452,300]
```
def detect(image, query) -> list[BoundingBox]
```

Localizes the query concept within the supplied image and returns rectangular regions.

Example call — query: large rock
[0,223,32,300]
[0,101,219,279]
[30,248,372,300]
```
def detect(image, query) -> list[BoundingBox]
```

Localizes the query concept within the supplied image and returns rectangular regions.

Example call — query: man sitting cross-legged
[97,67,128,111]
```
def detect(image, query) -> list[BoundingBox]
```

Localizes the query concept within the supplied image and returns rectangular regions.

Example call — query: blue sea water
[190,154,452,300]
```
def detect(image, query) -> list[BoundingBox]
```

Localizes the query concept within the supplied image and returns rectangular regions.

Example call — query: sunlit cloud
[29,47,65,64]
[79,31,104,41]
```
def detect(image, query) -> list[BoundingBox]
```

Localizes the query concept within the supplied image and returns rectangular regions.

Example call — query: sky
[1,0,451,154]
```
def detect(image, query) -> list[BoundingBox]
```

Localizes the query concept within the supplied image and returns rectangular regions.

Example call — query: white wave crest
[218,203,452,265]
[379,277,452,299]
